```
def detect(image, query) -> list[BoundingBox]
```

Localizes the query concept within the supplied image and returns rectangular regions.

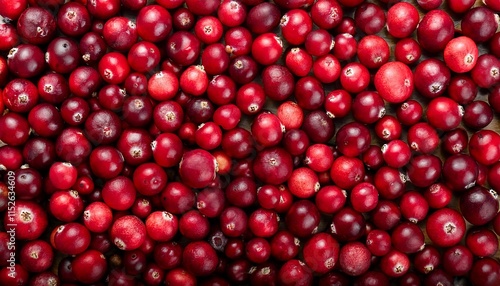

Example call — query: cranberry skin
[375,115,402,141]
[102,176,136,211]
[469,130,500,166]
[442,154,478,191]
[426,97,463,131]
[4,78,39,113]
[285,200,321,238]
[133,162,168,196]
[304,29,334,57]
[285,47,313,77]
[110,215,146,251]
[441,248,472,279]
[335,122,371,157]
[407,154,442,188]
[463,101,494,130]
[55,127,92,165]
[179,149,217,189]
[136,5,172,43]
[416,10,455,53]
[391,222,425,254]
[16,7,56,45]
[426,208,466,247]
[444,36,479,74]
[213,104,241,130]
[381,140,411,168]
[489,162,500,192]
[283,129,310,156]
[466,227,499,257]
[331,207,366,242]
[460,186,499,226]
[280,9,313,46]
[98,52,130,84]
[362,145,384,170]
[145,211,178,242]
[338,241,372,277]
[7,44,46,78]
[380,250,410,278]
[448,0,475,13]
[202,44,230,75]
[352,91,386,124]
[394,38,422,65]
[0,23,19,51]
[182,241,218,276]
[302,233,340,274]
[89,146,124,179]
[253,147,293,185]
[217,0,249,27]
[83,201,113,233]
[462,7,498,43]
[0,264,29,286]
[407,122,440,154]
[0,112,30,146]
[354,3,386,35]
[45,37,81,74]
[302,110,335,144]
[448,75,478,105]
[56,2,91,37]
[469,257,500,286]
[399,191,429,223]
[166,31,201,66]
[69,66,103,98]
[424,183,453,209]
[251,33,283,66]
[52,222,91,255]
[471,54,500,89]
[225,176,257,208]
[127,41,161,73]
[396,100,423,126]
[84,109,122,145]
[386,2,419,38]
[365,229,391,257]
[22,138,56,170]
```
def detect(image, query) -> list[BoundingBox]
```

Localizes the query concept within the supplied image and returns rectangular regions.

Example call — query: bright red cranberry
[424,183,453,209]
[471,55,500,89]
[444,36,479,73]
[136,5,172,43]
[340,62,370,94]
[102,176,136,211]
[426,97,463,131]
[202,44,230,75]
[394,38,422,65]
[352,91,386,124]
[371,200,402,231]
[166,31,201,66]
[466,227,499,258]
[68,66,102,98]
[335,122,371,157]
[442,128,469,155]
[380,250,410,278]
[469,129,500,166]
[304,29,334,57]
[45,37,81,74]
[386,2,419,38]
[110,215,146,251]
[365,229,391,257]
[396,99,423,126]
[302,232,340,274]
[331,207,366,242]
[217,0,247,27]
[280,9,313,46]
[285,47,313,77]
[333,33,357,61]
[407,122,440,154]
[330,156,365,190]
[413,245,442,274]
[426,207,466,247]
[51,222,91,255]
[361,145,384,170]
[0,23,19,51]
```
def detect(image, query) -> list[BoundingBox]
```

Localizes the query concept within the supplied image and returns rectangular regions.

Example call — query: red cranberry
[380,250,410,278]
[461,7,498,43]
[416,9,454,53]
[426,97,463,131]
[442,244,473,277]
[354,2,386,35]
[16,7,56,45]
[386,2,419,38]
[469,257,500,286]
[285,200,321,238]
[426,208,466,247]
[278,259,313,286]
[466,227,499,258]
[330,156,365,190]
[460,186,499,226]
[182,241,218,276]
[407,122,440,154]
[469,129,500,166]
[413,58,451,98]
[246,2,280,34]
[338,241,371,276]
[471,54,500,89]
[7,44,46,78]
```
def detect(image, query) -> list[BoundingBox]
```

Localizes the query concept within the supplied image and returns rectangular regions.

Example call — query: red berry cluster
[0,0,500,285]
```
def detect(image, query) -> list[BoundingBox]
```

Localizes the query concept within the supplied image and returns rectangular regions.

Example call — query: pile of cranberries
[1,0,500,285]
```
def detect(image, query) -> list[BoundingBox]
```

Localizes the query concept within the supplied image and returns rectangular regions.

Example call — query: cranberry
[394,38,422,65]
[416,9,455,53]
[278,259,313,286]
[426,208,466,247]
[463,101,494,129]
[468,129,500,166]
[459,186,498,226]
[16,7,56,45]
[466,227,499,258]
[182,241,218,276]
[386,2,419,38]
[7,44,46,79]
[380,250,410,278]
[354,2,386,35]
[339,241,371,276]
[471,54,500,89]
[246,2,280,34]
[469,257,500,286]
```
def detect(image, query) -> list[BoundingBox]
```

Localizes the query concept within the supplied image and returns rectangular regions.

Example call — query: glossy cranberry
[126,42,161,73]
[16,7,56,45]
[395,100,423,126]
[441,128,468,155]
[460,186,498,226]
[332,33,357,61]
[463,101,494,129]
[0,112,30,146]
[380,250,410,278]
[469,130,500,166]
[407,154,442,188]
[330,156,365,190]
[7,44,46,78]
[426,207,466,247]
[340,62,370,94]
[98,51,130,84]
[165,31,201,67]
[462,7,498,43]
[69,66,103,98]
[0,23,19,52]
[261,65,295,102]
[354,2,386,35]
[304,29,333,57]
[278,259,313,286]
[335,122,371,157]
[285,47,313,77]
[133,162,168,196]
[88,146,124,179]
[245,2,280,34]
[179,149,218,189]
[51,222,91,255]
[489,162,500,192]
[442,154,478,192]
[202,44,230,75]
[213,104,241,131]
[469,257,500,286]
[371,200,401,230]
[217,0,247,27]
[280,9,313,46]
[285,200,321,238]
[407,122,440,154]
[416,10,454,53]
[352,91,386,124]
[471,54,500,89]
[283,129,310,157]
[365,229,391,257]
[22,138,56,170]
[134,5,172,43]
[448,75,480,104]
[235,82,266,115]
[330,207,366,242]
[3,78,38,114]
[302,110,335,144]
[221,127,255,159]
[0,264,29,286]
[225,176,257,208]
[394,38,422,65]
[311,0,343,30]
[386,2,419,38]
[86,0,120,19]
[101,176,136,211]
[466,227,499,258]
[253,147,293,185]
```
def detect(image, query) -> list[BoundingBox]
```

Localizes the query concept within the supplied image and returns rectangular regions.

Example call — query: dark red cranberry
[16,7,57,45]
[7,44,46,78]
[0,112,31,146]
[460,186,499,226]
